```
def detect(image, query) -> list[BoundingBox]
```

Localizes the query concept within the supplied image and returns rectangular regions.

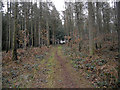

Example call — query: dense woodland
[1,1,120,88]
[2,1,64,50]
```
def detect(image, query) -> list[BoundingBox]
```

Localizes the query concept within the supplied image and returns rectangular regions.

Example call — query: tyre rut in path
[54,46,93,88]
[55,50,78,88]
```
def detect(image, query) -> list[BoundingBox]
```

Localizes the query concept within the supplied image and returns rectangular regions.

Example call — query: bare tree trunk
[0,6,2,90]
[12,2,18,61]
[38,20,41,47]
[88,2,95,56]
[46,21,49,47]
[30,3,33,47]
[24,4,27,49]
[6,1,9,53]
[117,1,120,87]
[52,27,55,45]
[6,16,9,53]
[34,21,37,47]
[96,2,102,49]
[9,2,11,49]
[31,16,33,47]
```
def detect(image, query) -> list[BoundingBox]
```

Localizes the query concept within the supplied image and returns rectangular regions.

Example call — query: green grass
[58,46,62,49]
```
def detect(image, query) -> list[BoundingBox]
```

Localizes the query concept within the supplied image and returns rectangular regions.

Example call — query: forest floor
[2,44,118,88]
[2,45,93,88]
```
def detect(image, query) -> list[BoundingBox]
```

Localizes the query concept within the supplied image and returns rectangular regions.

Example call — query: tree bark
[0,4,2,90]
[38,20,41,47]
[24,3,27,49]
[9,2,11,49]
[117,1,120,87]
[96,2,102,49]
[88,2,95,56]
[6,1,9,53]
[12,2,18,61]
[46,21,49,47]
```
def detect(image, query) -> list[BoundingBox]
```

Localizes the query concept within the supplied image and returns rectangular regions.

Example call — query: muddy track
[55,50,78,88]
[54,47,93,88]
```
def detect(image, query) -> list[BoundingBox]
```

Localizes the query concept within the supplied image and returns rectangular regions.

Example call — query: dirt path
[43,46,93,88]
[2,46,93,88]
[55,48,78,88]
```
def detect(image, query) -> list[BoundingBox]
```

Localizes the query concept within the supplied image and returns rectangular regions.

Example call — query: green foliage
[97,59,107,66]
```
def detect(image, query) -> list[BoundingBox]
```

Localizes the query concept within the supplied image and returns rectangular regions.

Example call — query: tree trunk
[6,1,9,53]
[52,27,55,45]
[30,3,33,47]
[31,16,33,47]
[12,2,18,61]
[88,2,95,56]
[38,20,41,47]
[96,2,102,49]
[6,14,9,53]
[0,6,2,90]
[9,2,11,49]
[34,21,36,46]
[24,6,27,49]
[46,21,49,47]
[0,7,2,52]
[117,1,120,87]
